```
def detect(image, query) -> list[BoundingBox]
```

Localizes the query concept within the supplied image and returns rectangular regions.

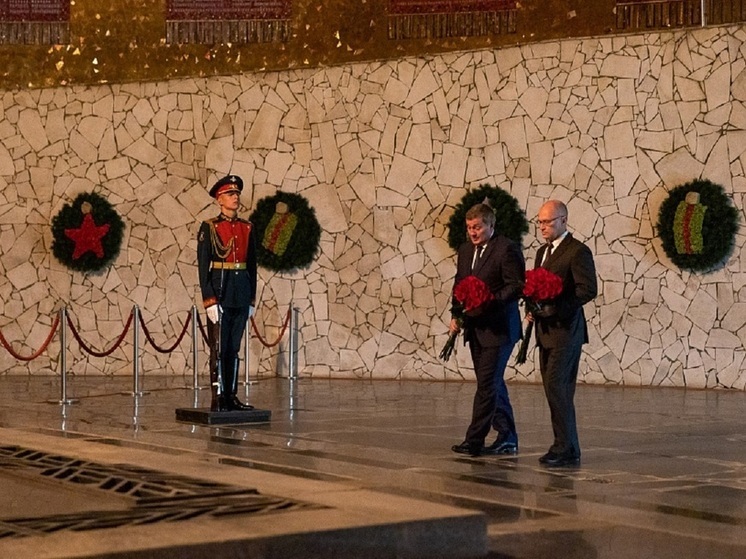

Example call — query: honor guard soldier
[197,175,258,411]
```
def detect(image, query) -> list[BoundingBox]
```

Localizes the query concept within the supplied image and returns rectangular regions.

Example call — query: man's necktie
[542,243,553,266]
[472,244,486,270]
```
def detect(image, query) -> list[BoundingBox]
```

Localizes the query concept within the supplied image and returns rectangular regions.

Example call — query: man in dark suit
[197,175,258,412]
[450,203,525,457]
[530,200,597,467]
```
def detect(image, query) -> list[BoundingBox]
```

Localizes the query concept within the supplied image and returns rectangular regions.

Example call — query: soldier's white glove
[248,305,255,318]
[206,304,220,323]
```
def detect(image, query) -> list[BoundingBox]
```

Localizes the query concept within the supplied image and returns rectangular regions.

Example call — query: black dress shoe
[451,441,483,456]
[225,396,254,411]
[484,440,518,455]
[539,451,580,467]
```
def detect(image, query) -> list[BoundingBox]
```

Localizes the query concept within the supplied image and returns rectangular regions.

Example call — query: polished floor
[0,375,744,558]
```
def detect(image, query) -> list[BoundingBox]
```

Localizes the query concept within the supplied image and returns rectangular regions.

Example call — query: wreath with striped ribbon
[249,191,321,272]
[656,179,739,273]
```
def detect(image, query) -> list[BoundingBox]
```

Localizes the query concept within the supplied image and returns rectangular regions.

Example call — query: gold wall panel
[0,1,629,90]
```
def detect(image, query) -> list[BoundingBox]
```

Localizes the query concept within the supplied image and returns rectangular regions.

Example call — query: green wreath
[447,184,529,250]
[249,191,321,272]
[51,192,125,273]
[656,179,739,273]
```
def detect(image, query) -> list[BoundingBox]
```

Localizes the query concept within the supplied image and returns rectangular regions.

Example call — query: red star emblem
[65,213,110,260]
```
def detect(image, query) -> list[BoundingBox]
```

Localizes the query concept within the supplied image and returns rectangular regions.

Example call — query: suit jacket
[534,233,597,349]
[453,234,524,348]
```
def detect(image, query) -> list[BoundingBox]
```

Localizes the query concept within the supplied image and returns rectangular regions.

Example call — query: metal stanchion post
[288,306,300,418]
[133,305,142,395]
[191,305,205,390]
[49,307,78,405]
[289,371,298,420]
[132,395,140,432]
[240,315,256,387]
[288,306,299,379]
[123,305,148,396]
[244,316,250,383]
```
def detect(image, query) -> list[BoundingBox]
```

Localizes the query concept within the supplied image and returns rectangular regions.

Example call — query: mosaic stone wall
[1,24,745,389]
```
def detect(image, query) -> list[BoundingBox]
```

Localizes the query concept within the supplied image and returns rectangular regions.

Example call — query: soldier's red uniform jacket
[197,214,257,309]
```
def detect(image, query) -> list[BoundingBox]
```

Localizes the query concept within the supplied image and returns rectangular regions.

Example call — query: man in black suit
[450,203,525,457]
[529,200,597,467]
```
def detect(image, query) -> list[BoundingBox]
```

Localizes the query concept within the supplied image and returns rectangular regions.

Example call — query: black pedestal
[175,407,271,425]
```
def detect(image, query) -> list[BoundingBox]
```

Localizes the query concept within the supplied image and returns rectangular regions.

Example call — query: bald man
[529,200,597,467]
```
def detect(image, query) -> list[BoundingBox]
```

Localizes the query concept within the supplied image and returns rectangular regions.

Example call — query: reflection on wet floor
[0,376,744,558]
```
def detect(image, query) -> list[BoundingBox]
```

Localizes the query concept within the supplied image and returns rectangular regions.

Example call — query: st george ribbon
[166,0,292,44]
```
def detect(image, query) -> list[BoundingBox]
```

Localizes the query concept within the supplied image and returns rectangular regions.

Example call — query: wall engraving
[0,0,69,44]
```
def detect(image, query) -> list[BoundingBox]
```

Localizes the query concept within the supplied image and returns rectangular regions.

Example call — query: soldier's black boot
[226,361,253,411]
[210,386,228,412]
[209,366,228,411]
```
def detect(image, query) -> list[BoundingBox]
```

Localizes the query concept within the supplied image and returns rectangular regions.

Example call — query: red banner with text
[0,0,69,44]
[0,0,69,22]
[388,0,517,39]
[166,0,291,21]
[389,1,516,13]
[615,0,702,30]
[166,0,292,44]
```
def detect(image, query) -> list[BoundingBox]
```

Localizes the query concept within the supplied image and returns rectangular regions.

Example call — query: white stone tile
[404,65,439,108]
[655,148,704,189]
[528,141,552,184]
[484,143,506,178]
[18,109,49,152]
[603,122,636,159]
[385,154,425,197]
[706,329,741,348]
[551,147,582,185]
[519,87,548,122]
[499,116,528,159]
[152,194,192,229]
[703,135,732,188]
[721,302,746,331]
[595,253,625,283]
[675,76,706,101]
[403,123,433,163]
[436,143,468,187]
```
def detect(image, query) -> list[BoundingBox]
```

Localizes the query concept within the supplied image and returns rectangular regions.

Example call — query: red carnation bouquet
[440,275,494,361]
[515,267,564,364]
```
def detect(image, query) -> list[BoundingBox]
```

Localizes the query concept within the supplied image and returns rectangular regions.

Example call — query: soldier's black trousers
[208,306,251,393]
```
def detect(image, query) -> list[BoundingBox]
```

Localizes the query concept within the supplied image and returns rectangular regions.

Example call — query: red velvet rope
[0,305,291,362]
[66,310,134,358]
[196,308,291,348]
[251,308,291,348]
[139,311,192,354]
[0,314,60,361]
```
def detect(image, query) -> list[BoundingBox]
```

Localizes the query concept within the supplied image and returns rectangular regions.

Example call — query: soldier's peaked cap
[209,175,243,198]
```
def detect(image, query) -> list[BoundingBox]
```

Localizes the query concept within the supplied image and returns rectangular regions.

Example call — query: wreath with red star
[51,192,125,273]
